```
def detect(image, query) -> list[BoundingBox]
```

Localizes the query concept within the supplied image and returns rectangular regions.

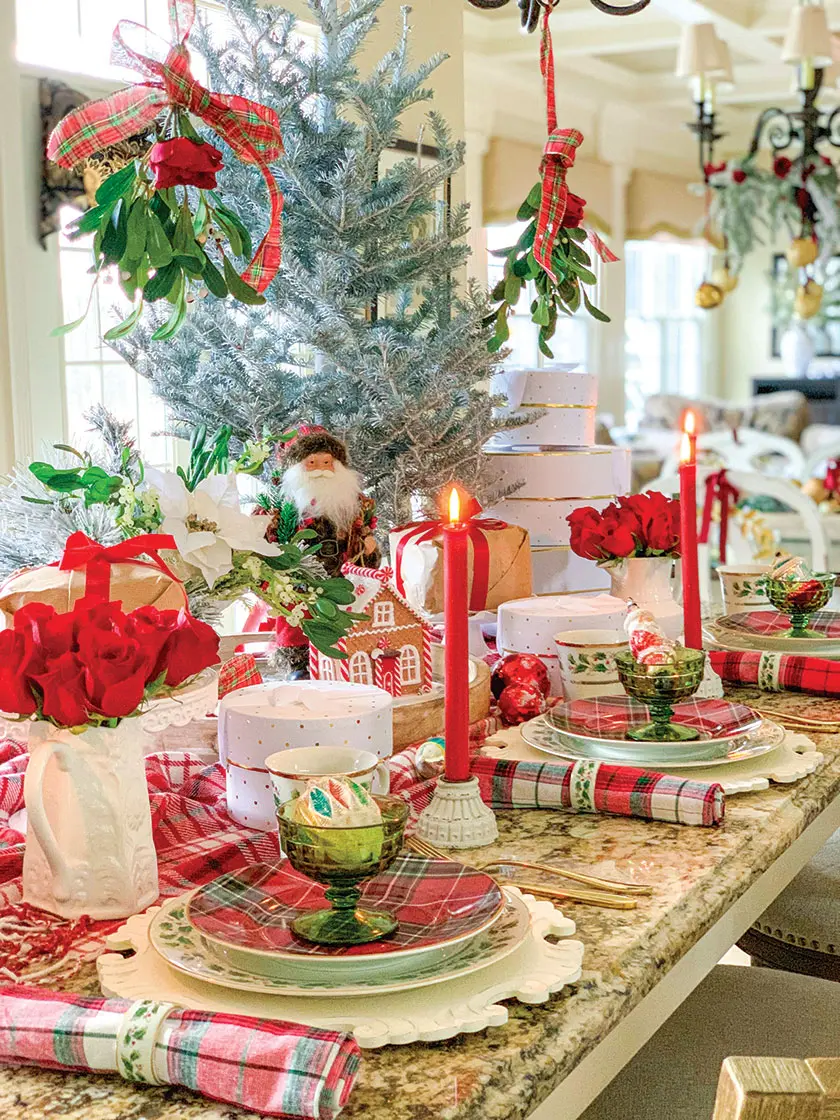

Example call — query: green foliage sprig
[486,182,609,358]
[55,153,264,343]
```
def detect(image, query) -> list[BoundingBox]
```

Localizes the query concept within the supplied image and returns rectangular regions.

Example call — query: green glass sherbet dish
[764,572,836,639]
[277,794,408,946]
[615,648,706,743]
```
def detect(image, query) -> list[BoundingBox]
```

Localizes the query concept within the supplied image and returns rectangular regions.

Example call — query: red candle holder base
[414,777,499,850]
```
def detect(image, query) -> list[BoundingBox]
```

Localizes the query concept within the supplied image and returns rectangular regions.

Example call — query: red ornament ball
[497,683,546,726]
[491,653,550,699]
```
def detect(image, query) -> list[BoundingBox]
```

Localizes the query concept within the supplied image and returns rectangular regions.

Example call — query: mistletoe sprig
[486,182,609,358]
[56,144,264,344]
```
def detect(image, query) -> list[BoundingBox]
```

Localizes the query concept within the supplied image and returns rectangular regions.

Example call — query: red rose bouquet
[0,600,219,730]
[567,493,681,567]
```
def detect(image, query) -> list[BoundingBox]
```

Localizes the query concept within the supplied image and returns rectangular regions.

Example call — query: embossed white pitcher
[23,720,159,920]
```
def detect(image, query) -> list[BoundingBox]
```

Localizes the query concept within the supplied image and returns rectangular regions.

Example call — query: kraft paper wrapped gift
[390,517,532,615]
[0,532,187,623]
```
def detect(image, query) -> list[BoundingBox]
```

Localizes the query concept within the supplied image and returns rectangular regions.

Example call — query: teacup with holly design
[717,563,769,615]
[554,629,628,701]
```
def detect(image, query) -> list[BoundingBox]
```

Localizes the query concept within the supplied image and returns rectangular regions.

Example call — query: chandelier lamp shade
[782,1,834,90]
[676,23,732,179]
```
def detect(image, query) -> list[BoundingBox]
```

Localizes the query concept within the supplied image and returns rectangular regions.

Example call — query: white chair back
[659,430,805,480]
[646,468,828,573]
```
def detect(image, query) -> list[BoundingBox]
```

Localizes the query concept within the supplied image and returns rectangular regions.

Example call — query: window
[624,240,711,430]
[319,656,336,682]
[57,205,175,466]
[372,601,395,628]
[399,644,421,686]
[486,221,591,369]
[349,651,372,686]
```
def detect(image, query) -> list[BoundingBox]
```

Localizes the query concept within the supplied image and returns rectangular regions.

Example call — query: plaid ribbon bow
[699,468,740,565]
[46,0,284,293]
[534,3,618,283]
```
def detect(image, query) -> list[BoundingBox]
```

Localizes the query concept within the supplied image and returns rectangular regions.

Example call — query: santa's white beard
[280,461,363,531]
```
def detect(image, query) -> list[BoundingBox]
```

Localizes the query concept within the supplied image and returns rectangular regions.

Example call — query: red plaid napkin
[710,649,840,698]
[0,984,359,1119]
[218,653,262,698]
[471,756,724,827]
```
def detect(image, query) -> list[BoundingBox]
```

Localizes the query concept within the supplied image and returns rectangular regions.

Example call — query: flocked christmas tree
[117,0,514,528]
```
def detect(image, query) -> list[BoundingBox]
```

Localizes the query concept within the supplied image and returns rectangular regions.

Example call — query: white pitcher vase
[23,719,158,920]
[609,556,683,641]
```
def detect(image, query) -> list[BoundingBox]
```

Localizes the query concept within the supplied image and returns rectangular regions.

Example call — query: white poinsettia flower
[143,468,279,589]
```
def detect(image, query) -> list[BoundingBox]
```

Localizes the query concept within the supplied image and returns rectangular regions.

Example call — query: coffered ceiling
[464,0,840,177]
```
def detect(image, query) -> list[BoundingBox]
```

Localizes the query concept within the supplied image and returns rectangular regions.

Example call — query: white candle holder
[414,777,498,849]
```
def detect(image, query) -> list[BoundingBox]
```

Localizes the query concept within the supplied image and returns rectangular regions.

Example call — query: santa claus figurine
[278,426,381,576]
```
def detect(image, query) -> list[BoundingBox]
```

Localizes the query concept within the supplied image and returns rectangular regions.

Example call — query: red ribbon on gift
[699,469,740,565]
[46,0,284,293]
[392,518,508,612]
[533,3,618,283]
[57,531,184,608]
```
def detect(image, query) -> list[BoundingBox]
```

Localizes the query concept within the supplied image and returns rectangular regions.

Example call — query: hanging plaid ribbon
[699,469,740,565]
[534,3,618,283]
[46,0,284,292]
[57,531,182,607]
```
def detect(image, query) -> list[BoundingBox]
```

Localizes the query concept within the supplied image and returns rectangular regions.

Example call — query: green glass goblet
[764,572,835,639]
[615,648,706,743]
[276,794,408,946]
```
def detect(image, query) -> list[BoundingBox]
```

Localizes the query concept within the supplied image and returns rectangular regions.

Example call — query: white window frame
[399,644,421,687]
[319,655,336,682]
[372,600,395,628]
[349,650,372,686]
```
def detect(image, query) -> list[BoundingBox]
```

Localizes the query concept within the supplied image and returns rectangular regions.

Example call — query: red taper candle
[442,487,471,782]
[679,422,702,650]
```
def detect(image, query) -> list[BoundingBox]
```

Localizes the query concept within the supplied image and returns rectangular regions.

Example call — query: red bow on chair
[533,3,618,282]
[699,470,740,565]
[46,0,284,292]
[825,459,840,497]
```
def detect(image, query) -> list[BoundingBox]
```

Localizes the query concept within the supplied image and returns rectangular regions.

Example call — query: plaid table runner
[0,984,359,1119]
[710,649,840,697]
[471,756,725,827]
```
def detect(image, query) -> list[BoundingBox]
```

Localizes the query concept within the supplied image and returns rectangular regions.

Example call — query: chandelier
[464,0,651,34]
[675,23,733,181]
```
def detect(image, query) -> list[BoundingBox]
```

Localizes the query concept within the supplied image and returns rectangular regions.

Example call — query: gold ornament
[711,266,738,294]
[695,281,724,310]
[787,237,818,268]
[803,477,828,504]
[794,280,823,319]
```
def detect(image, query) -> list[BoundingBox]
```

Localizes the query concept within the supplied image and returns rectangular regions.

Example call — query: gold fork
[405,836,646,910]
[753,707,840,732]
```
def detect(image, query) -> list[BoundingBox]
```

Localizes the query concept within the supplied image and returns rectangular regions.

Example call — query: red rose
[774,156,793,179]
[732,169,747,183]
[35,653,91,728]
[156,610,219,688]
[563,193,586,229]
[599,521,636,557]
[149,137,224,190]
[124,606,180,677]
[568,507,606,560]
[0,631,38,715]
[77,630,151,719]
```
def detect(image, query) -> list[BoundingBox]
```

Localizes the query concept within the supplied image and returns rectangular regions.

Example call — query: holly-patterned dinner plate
[151,889,529,997]
[186,857,505,980]
[712,611,840,655]
[522,713,784,771]
[544,696,762,764]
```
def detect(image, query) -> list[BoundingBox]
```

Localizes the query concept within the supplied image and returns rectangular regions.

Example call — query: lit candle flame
[449,487,460,523]
[684,410,695,436]
[680,432,692,464]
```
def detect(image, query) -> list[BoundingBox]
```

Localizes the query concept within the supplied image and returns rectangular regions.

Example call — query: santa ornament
[277,426,381,578]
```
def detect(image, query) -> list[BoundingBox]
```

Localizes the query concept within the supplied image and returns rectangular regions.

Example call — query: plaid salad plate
[187,857,505,972]
[713,611,840,655]
[152,890,531,997]
[546,696,762,765]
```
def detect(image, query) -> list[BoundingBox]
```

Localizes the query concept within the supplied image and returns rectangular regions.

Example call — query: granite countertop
[4,685,840,1120]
